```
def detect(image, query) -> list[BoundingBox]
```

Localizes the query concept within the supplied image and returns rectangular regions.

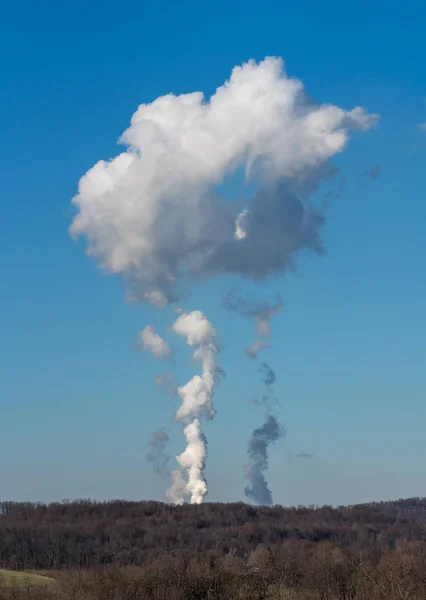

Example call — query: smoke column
[166,311,220,504]
[245,415,284,506]
[146,429,171,478]
[174,419,208,505]
[244,357,283,504]
[225,295,284,503]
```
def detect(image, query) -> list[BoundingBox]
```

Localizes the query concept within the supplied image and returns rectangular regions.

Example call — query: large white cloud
[70,57,378,303]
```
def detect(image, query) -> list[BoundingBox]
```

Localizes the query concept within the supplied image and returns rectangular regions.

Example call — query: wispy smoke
[245,415,284,506]
[167,311,220,504]
[362,164,381,181]
[224,294,283,358]
[139,326,171,359]
[259,362,276,387]
[296,451,313,459]
[247,339,269,359]
[224,294,283,336]
[154,372,177,396]
[249,363,279,408]
[146,429,170,478]
[287,450,314,460]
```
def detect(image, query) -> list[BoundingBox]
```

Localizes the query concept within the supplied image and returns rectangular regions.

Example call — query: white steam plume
[139,325,171,359]
[166,470,187,505]
[177,419,207,505]
[69,57,378,304]
[172,311,218,421]
[167,311,219,504]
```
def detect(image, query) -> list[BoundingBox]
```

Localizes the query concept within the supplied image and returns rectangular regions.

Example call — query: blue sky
[1,0,426,506]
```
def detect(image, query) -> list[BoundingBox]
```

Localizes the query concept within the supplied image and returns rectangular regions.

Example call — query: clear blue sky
[1,0,426,506]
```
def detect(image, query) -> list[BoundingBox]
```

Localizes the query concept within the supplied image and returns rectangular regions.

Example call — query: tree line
[0,497,426,570]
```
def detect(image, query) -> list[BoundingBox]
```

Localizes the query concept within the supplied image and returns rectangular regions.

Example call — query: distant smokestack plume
[167,311,220,504]
[245,356,281,502]
[146,429,171,478]
[176,419,207,505]
[245,415,284,506]
[69,56,378,504]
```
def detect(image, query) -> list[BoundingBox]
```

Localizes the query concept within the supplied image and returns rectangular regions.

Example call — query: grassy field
[0,570,55,589]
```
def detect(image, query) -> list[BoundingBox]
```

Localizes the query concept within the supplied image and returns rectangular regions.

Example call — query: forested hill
[0,498,426,570]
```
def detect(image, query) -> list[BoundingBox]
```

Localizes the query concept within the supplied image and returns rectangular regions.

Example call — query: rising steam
[167,311,220,504]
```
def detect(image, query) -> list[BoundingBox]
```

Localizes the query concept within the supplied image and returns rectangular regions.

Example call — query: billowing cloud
[70,57,378,305]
